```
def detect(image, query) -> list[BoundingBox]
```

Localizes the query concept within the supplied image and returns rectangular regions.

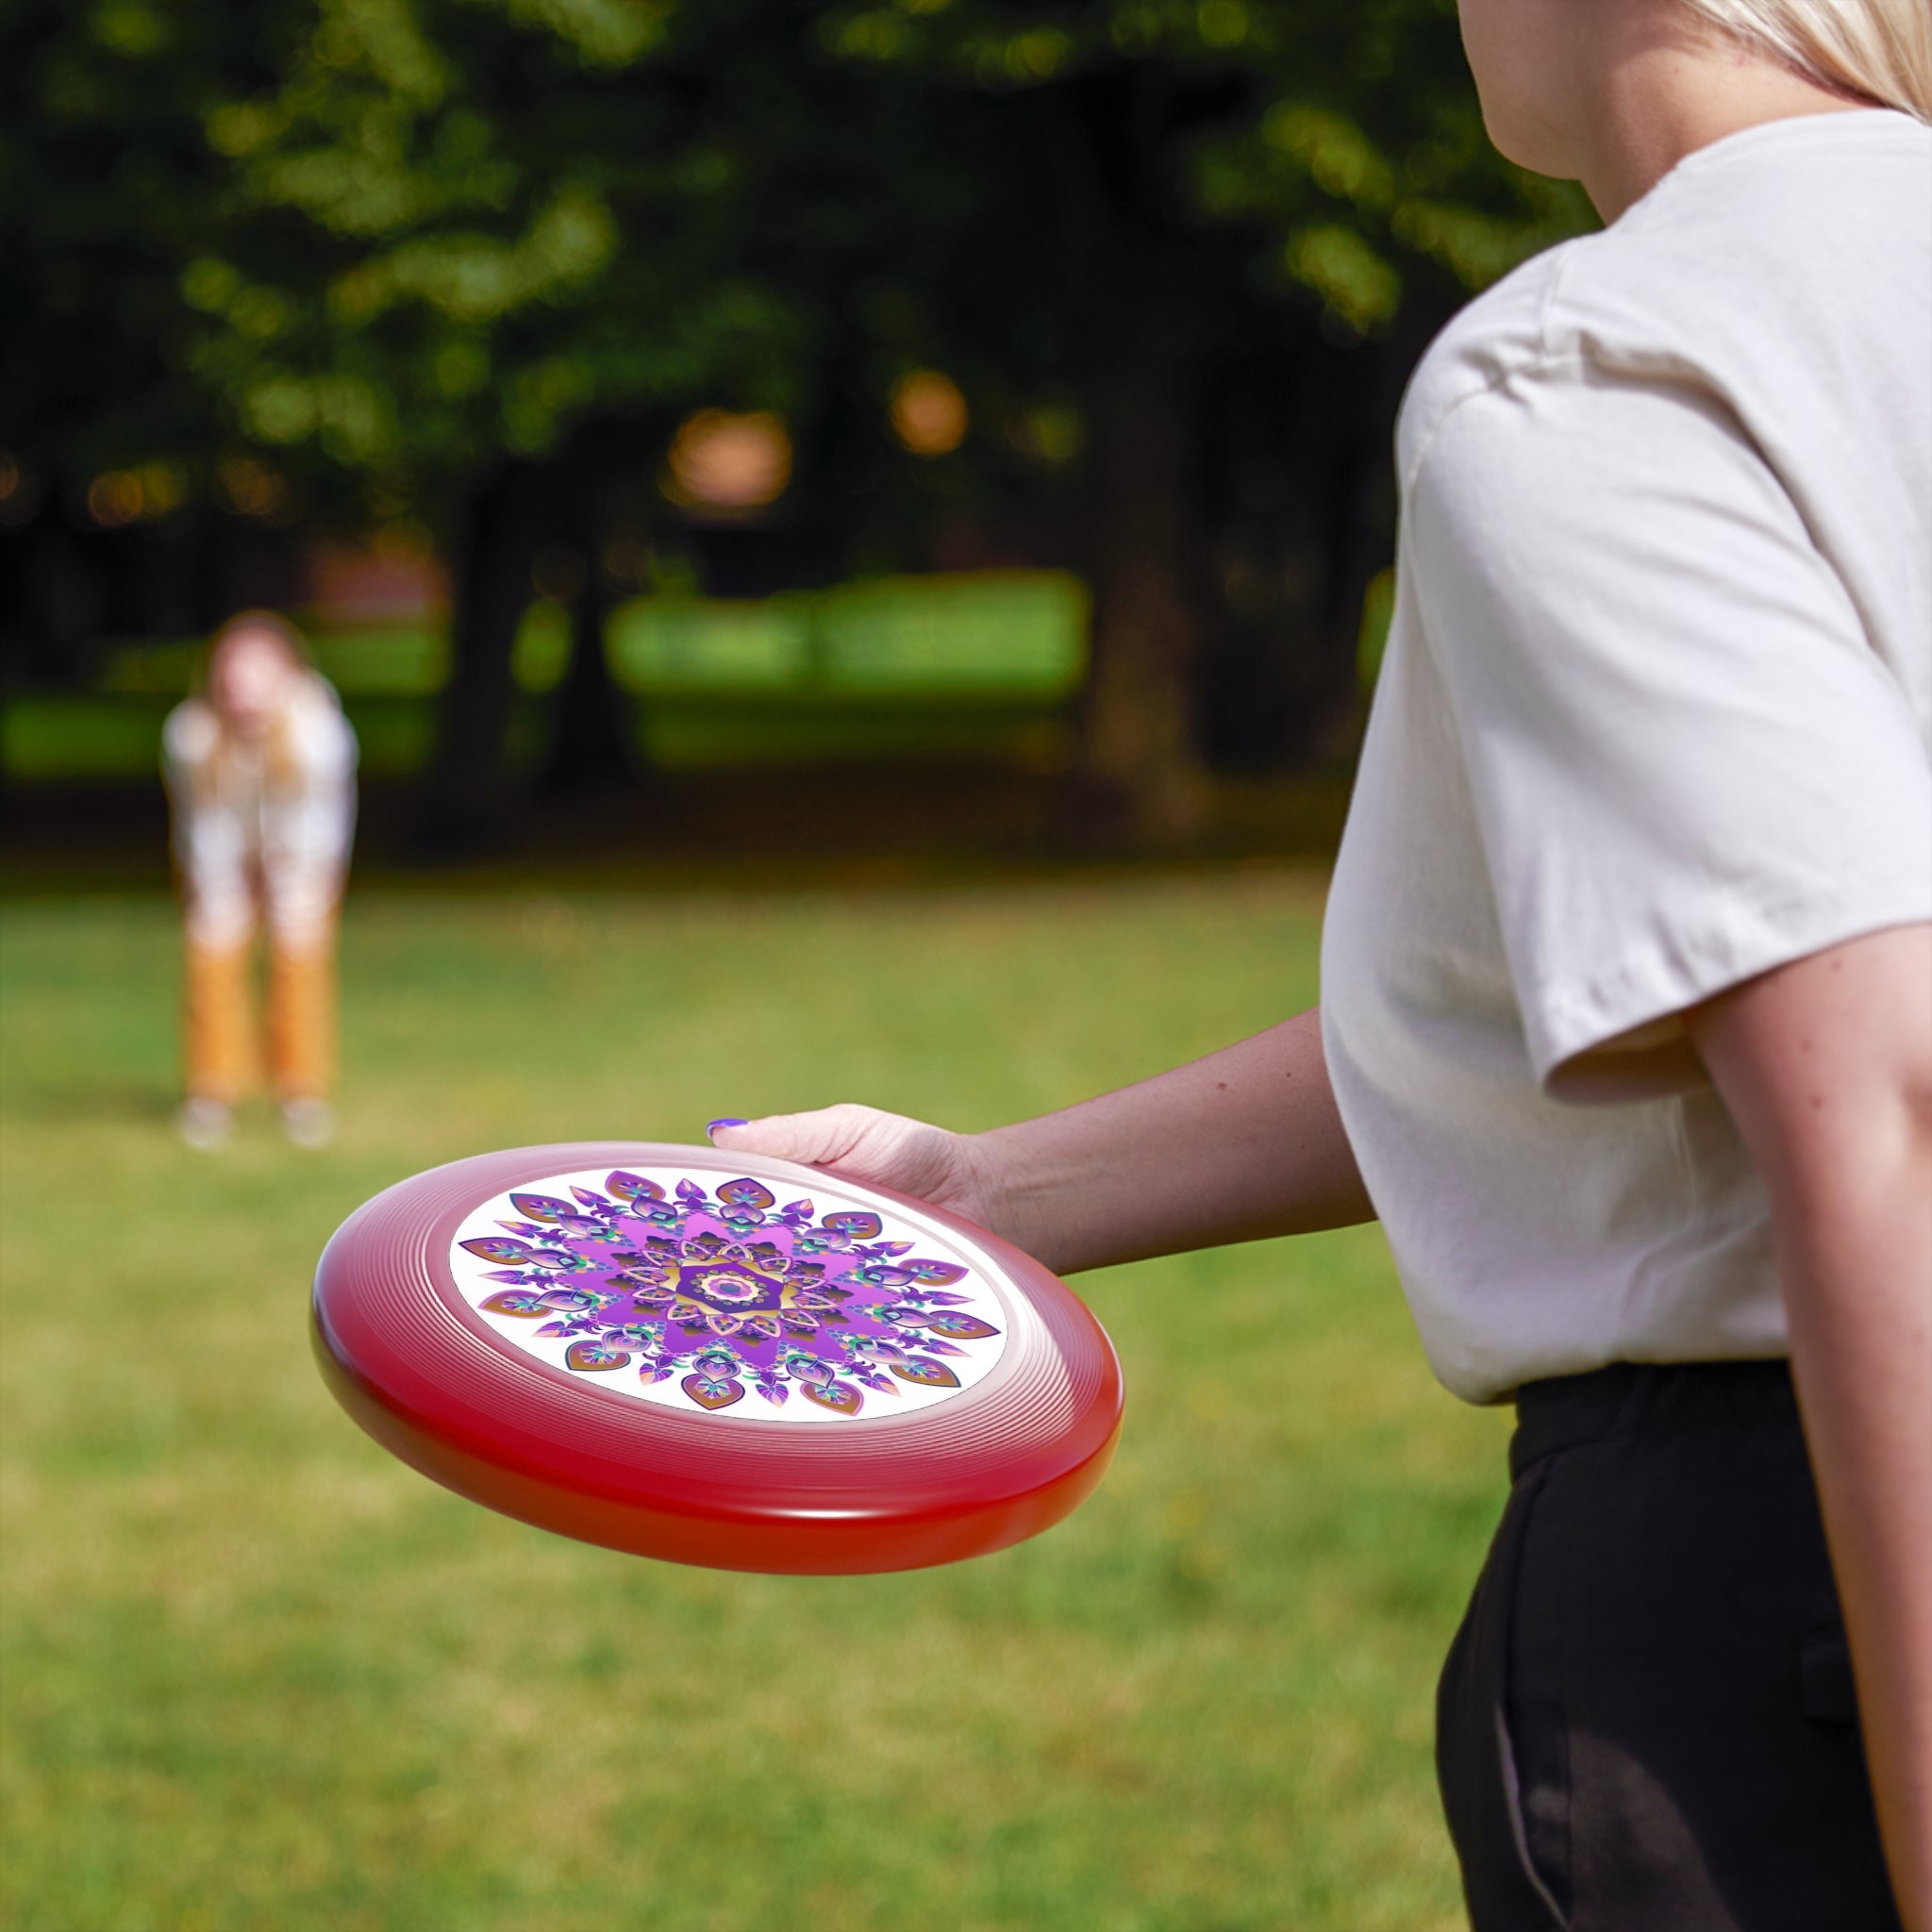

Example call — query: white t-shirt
[163,671,358,950]
[1322,109,1932,1405]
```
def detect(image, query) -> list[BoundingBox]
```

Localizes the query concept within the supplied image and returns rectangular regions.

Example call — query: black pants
[1436,1360,1901,1932]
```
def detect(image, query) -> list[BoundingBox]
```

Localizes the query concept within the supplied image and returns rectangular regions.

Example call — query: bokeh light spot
[86,473,145,528]
[662,410,792,515]
[214,458,292,522]
[890,371,969,458]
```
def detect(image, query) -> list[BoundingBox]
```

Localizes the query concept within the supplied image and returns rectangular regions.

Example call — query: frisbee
[311,1141,1123,1574]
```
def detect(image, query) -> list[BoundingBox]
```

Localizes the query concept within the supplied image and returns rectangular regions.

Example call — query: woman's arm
[710,1005,1374,1276]
[1689,923,1932,1932]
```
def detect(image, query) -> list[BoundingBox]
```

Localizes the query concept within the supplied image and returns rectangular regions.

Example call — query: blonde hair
[206,608,312,682]
[1682,0,1932,120]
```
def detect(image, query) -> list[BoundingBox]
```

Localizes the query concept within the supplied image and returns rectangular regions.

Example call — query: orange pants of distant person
[163,666,358,1109]
[183,918,338,1106]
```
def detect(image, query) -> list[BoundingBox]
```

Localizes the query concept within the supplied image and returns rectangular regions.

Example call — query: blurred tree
[4,0,1591,842]
[0,0,303,681]
[165,0,805,844]
[153,0,977,844]
[808,0,1591,835]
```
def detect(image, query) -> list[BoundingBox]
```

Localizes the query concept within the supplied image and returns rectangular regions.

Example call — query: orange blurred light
[0,451,19,503]
[214,457,291,521]
[891,371,969,458]
[87,471,144,528]
[663,409,792,514]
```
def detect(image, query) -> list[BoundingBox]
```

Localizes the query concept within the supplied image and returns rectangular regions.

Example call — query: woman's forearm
[969,1005,1375,1275]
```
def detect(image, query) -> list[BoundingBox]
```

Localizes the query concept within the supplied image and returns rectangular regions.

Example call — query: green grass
[0,688,1076,782]
[0,875,1506,1931]
[4,573,1089,781]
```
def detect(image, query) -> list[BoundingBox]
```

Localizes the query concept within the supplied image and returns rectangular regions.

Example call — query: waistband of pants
[1509,1357,1798,1482]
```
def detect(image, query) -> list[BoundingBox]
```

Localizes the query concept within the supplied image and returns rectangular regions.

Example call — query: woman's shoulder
[283,673,358,768]
[1395,242,1583,484]
[1398,110,1932,490]
[162,696,221,768]
[291,667,345,716]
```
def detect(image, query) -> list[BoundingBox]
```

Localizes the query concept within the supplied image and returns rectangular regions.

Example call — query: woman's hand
[709,1106,1008,1234]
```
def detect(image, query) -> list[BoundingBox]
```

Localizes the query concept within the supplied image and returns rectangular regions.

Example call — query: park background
[2,3,1592,1925]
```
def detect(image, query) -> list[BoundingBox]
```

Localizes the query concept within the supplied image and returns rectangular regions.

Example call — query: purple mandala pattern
[451,1169,1006,1422]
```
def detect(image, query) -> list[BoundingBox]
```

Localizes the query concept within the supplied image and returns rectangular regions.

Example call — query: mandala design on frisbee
[449,1169,1008,1424]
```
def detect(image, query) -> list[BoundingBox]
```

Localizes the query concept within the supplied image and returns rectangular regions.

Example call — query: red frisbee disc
[312,1142,1123,1574]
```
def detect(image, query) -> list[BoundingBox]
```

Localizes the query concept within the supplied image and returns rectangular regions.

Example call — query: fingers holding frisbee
[707,1105,993,1227]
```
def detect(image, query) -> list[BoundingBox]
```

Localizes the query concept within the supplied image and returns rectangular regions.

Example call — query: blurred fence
[2,571,1088,781]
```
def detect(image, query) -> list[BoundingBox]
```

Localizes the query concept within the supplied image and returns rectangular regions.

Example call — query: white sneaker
[175,1096,233,1151]
[280,1097,337,1149]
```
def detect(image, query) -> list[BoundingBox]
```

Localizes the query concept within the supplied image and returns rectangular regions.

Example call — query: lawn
[1,573,1089,782]
[0,874,1507,1931]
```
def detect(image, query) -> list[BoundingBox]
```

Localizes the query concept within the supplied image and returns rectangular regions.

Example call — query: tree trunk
[1298,294,1458,758]
[1079,360,1205,844]
[541,553,634,797]
[417,460,542,858]
[541,418,659,800]
[12,508,107,687]
[1045,75,1210,848]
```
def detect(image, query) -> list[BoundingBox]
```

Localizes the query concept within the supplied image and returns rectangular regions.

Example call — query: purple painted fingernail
[707,1118,748,1136]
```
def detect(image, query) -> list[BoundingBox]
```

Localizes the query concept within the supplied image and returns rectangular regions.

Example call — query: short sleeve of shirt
[1408,362,1932,1094]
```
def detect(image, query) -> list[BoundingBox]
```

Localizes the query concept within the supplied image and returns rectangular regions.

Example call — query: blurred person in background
[163,612,358,1151]
[711,0,1932,1926]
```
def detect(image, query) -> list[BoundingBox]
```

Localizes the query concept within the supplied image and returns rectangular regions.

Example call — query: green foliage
[0,878,1509,1929]
[170,0,813,498]
[6,0,1592,521]
[808,0,1591,326]
[1,1,269,485]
